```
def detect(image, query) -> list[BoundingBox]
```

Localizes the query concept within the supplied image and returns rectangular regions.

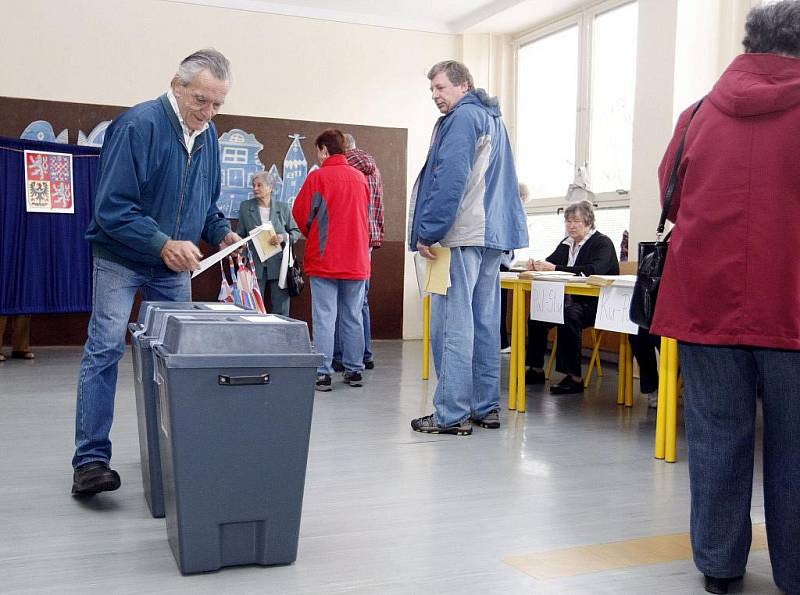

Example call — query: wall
[0,0,460,340]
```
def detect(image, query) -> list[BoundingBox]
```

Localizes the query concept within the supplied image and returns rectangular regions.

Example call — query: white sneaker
[647,392,658,409]
[500,346,512,354]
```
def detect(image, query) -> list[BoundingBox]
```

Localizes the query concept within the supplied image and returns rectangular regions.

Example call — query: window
[223,147,248,164]
[514,0,638,259]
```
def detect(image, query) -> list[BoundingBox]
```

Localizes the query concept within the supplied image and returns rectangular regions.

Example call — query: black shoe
[315,374,333,392]
[72,461,121,496]
[343,371,363,387]
[332,360,345,373]
[549,375,584,395]
[411,413,472,436]
[364,360,375,370]
[704,575,743,594]
[471,409,500,429]
[525,368,546,385]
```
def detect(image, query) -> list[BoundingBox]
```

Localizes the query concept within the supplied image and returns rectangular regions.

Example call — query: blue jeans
[310,276,365,376]
[333,250,373,363]
[72,257,191,468]
[680,342,800,592]
[430,247,501,427]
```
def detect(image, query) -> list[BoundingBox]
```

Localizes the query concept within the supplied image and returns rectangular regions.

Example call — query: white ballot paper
[593,284,640,334]
[252,222,282,262]
[530,280,565,324]
[191,227,265,278]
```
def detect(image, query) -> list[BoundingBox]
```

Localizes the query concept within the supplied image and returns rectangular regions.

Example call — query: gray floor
[0,341,780,594]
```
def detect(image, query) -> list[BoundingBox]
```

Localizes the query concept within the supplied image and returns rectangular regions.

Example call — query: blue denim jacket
[408,90,528,252]
[86,94,230,272]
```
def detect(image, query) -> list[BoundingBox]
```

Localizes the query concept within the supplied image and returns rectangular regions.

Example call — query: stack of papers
[518,270,582,282]
[587,274,637,288]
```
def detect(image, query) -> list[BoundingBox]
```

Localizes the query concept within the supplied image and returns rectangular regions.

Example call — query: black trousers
[628,327,661,394]
[500,288,510,348]
[526,296,598,378]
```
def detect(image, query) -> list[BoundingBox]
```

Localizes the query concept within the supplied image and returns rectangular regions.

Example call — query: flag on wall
[24,150,74,213]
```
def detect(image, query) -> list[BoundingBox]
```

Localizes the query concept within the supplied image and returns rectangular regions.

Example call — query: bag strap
[658,98,705,237]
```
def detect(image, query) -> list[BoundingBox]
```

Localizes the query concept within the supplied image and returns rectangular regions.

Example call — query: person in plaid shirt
[332,134,384,371]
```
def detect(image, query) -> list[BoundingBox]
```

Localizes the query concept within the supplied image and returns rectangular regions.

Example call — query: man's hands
[417,241,436,260]
[219,231,242,249]
[161,240,203,272]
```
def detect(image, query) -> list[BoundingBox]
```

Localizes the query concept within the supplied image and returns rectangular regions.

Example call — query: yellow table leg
[516,286,527,412]
[665,338,679,463]
[422,295,430,380]
[654,337,669,459]
[624,336,634,407]
[508,285,518,410]
[617,336,626,405]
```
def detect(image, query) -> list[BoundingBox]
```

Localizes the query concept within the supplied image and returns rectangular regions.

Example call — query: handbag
[286,238,304,297]
[630,98,704,329]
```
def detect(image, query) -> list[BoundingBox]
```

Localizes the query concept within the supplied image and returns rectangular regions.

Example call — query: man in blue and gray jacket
[71,49,241,496]
[409,60,528,436]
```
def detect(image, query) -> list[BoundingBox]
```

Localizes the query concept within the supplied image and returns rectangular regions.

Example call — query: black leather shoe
[525,369,546,385]
[704,575,743,594]
[72,461,121,496]
[549,375,584,395]
[364,360,375,370]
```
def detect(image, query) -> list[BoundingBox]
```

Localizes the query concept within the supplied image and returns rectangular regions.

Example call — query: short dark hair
[316,129,346,155]
[743,0,800,57]
[427,60,475,91]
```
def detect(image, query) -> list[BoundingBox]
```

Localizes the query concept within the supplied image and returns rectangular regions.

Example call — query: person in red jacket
[651,3,800,594]
[292,129,371,391]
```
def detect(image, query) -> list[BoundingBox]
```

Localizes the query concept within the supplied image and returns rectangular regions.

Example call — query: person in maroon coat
[651,3,800,593]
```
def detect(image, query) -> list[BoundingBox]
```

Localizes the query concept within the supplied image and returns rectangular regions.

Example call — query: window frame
[514,0,637,215]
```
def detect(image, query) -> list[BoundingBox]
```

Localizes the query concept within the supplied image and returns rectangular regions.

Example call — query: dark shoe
[11,350,35,359]
[72,461,121,496]
[332,360,345,373]
[704,575,743,594]
[549,375,584,395]
[525,368,546,385]
[343,371,363,387]
[364,360,375,370]
[315,374,332,392]
[411,413,472,436]
[472,409,500,429]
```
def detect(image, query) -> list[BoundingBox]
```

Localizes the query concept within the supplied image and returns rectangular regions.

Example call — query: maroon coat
[651,53,800,350]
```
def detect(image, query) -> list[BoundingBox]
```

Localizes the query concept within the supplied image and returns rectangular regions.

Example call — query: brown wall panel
[1,96,407,344]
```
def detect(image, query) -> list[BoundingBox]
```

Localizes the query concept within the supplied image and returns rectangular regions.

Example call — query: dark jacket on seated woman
[527,230,620,382]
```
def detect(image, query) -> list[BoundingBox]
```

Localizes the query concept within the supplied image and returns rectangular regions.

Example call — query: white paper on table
[530,280,565,324]
[191,228,265,278]
[205,304,243,311]
[277,242,292,289]
[241,315,283,323]
[593,285,640,334]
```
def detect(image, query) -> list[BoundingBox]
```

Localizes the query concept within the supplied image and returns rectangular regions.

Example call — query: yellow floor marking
[504,523,767,580]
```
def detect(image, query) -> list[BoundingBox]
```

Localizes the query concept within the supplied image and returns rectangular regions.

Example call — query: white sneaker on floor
[500,346,512,354]
[647,392,658,409]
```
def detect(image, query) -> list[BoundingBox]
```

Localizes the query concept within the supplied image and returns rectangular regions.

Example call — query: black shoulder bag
[629,98,703,329]
[286,238,305,297]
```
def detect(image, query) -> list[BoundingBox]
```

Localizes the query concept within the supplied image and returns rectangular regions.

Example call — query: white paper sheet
[530,280,565,324]
[191,228,265,278]
[593,285,640,334]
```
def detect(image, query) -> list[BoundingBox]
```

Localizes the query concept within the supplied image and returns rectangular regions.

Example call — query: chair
[545,328,605,387]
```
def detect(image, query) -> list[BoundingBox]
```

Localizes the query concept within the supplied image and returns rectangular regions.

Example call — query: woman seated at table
[525,200,619,394]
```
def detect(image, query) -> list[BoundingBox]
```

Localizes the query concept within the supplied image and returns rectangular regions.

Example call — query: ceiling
[166,0,588,34]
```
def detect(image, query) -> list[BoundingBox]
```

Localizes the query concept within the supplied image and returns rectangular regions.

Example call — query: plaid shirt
[346,148,384,247]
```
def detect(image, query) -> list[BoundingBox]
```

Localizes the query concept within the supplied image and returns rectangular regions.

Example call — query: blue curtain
[0,136,100,314]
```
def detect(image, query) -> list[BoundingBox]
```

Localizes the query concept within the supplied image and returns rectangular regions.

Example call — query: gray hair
[176,48,232,85]
[343,133,356,150]
[743,0,800,57]
[427,60,475,91]
[564,200,595,228]
[252,171,274,187]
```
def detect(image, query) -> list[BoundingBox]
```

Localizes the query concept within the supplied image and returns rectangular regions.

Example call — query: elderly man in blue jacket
[71,49,241,496]
[409,60,528,436]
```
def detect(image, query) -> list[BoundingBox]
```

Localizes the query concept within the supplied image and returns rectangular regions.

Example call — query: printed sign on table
[24,150,74,213]
[530,280,565,324]
[594,285,640,334]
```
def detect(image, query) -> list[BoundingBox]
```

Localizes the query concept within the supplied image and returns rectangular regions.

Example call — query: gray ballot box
[152,313,322,574]
[128,301,244,518]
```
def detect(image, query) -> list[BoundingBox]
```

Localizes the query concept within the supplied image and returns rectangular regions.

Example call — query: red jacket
[651,53,800,350]
[292,154,371,280]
